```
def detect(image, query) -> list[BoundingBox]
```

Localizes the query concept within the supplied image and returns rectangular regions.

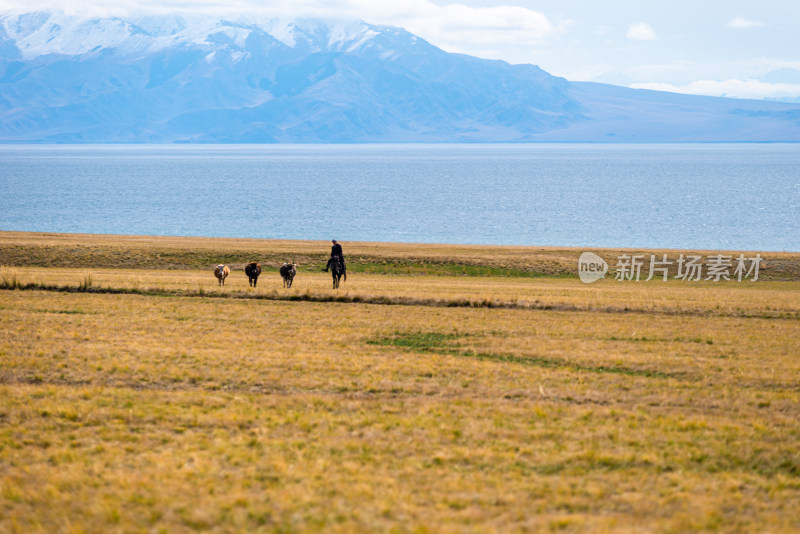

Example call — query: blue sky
[2,0,798,100]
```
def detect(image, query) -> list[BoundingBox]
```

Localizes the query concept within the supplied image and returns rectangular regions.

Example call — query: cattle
[213,264,230,286]
[245,262,262,287]
[279,262,297,288]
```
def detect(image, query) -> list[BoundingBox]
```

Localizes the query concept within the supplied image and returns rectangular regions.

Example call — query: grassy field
[1,232,799,532]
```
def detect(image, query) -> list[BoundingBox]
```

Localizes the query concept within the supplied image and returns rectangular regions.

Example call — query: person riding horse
[323,239,346,274]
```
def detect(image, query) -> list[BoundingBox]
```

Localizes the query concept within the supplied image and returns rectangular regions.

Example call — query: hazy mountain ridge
[1,10,799,143]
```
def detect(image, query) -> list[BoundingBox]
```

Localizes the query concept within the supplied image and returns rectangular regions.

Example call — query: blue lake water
[1,144,798,251]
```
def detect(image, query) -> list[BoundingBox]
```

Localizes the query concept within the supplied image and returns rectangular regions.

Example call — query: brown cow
[213,264,230,286]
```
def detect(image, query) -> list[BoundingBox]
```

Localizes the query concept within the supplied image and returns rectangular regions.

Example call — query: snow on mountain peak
[1,12,137,58]
[0,10,384,59]
[255,17,379,52]
[320,20,378,51]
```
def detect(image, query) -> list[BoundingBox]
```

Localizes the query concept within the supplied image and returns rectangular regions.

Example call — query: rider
[323,239,345,273]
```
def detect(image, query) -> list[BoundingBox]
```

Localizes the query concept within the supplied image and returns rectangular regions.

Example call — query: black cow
[279,262,296,288]
[245,262,262,287]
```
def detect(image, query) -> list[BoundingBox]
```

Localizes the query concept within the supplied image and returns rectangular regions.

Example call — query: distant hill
[1,11,799,143]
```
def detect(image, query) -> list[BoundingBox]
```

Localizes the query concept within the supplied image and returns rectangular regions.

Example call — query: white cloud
[626,60,697,79]
[726,16,765,29]
[620,58,800,86]
[630,79,800,100]
[555,63,617,82]
[626,22,656,41]
[594,25,612,37]
[398,3,560,56]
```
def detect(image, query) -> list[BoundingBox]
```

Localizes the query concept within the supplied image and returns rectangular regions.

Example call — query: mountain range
[1,10,799,143]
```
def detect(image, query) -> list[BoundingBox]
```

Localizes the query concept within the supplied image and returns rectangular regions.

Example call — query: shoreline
[3,229,798,253]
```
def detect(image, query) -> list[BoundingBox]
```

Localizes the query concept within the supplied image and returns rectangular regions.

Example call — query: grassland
[1,232,799,533]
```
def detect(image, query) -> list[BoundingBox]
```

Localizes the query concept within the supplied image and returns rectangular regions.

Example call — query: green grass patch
[367,331,469,351]
[0,273,23,289]
[368,331,677,379]
[0,244,569,278]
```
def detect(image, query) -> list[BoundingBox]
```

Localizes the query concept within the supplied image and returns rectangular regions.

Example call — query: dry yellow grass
[3,265,798,318]
[1,233,799,533]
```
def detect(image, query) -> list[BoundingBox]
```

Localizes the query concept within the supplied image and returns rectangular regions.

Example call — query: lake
[1,144,798,251]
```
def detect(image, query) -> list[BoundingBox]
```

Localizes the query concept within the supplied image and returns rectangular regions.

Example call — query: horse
[213,264,230,286]
[279,262,296,288]
[245,262,261,287]
[330,256,346,289]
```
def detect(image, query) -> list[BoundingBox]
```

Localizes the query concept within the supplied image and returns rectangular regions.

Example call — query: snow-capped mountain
[1,10,799,142]
[3,12,402,59]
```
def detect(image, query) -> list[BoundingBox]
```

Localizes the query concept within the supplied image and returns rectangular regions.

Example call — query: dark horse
[330,256,346,289]
[245,262,261,287]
